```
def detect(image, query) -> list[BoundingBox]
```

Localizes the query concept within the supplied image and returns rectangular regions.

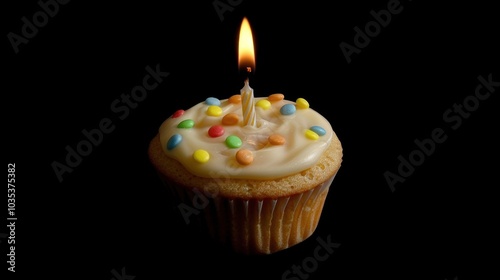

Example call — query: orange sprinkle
[222,113,239,125]
[229,94,242,104]
[268,134,286,145]
[268,93,284,102]
[236,149,253,165]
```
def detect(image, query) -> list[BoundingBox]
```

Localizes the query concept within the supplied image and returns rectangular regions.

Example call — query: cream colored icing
[158,94,333,180]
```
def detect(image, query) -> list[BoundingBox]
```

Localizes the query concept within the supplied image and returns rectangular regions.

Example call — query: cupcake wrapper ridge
[158,173,335,255]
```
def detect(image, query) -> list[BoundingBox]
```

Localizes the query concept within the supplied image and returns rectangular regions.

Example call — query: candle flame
[238,17,255,72]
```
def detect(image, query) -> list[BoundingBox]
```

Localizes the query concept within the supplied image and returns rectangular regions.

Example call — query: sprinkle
[280,104,296,115]
[206,105,223,116]
[236,149,253,165]
[177,119,194,128]
[268,93,284,102]
[310,125,326,136]
[268,134,286,145]
[193,149,210,163]
[305,129,319,140]
[172,109,184,118]
[229,94,241,104]
[296,98,309,109]
[205,97,221,106]
[225,135,242,148]
[256,99,271,110]
[208,125,225,138]
[167,134,182,150]
[222,113,239,125]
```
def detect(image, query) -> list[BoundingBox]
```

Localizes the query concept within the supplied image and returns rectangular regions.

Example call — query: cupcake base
[148,130,342,254]
[157,172,335,255]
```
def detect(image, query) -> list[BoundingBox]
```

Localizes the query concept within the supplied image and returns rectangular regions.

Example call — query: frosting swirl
[158,94,333,180]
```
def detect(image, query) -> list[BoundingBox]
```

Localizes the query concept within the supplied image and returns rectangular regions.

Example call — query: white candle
[241,78,256,126]
[238,17,257,127]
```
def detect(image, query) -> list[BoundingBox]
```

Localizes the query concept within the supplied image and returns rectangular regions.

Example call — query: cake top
[158,92,334,180]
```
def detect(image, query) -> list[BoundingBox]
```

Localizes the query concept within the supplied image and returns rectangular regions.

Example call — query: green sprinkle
[177,119,194,128]
[225,135,242,148]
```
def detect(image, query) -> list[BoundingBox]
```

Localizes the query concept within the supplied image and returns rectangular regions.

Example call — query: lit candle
[238,17,256,127]
[240,77,256,126]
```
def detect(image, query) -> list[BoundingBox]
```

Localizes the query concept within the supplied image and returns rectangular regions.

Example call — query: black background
[4,1,498,279]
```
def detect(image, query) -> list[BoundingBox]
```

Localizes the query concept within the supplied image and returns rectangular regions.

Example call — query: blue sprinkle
[167,134,182,150]
[310,126,326,136]
[280,104,296,115]
[205,97,221,106]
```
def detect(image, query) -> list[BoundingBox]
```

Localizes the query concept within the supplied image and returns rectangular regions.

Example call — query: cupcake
[148,92,342,254]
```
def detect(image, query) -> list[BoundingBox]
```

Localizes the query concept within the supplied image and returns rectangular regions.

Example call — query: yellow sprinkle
[256,99,271,110]
[296,98,309,109]
[206,105,222,116]
[193,149,210,163]
[305,129,319,140]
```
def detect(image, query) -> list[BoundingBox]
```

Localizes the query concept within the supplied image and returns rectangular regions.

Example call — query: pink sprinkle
[172,109,185,118]
[208,125,225,138]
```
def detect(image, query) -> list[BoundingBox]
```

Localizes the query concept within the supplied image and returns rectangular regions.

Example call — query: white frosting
[158,95,333,180]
